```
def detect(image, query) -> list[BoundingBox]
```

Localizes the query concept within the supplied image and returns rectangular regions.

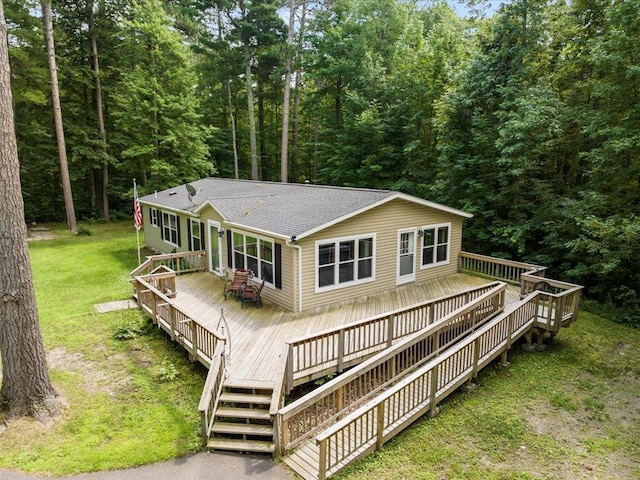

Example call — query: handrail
[277,283,507,451]
[198,342,227,446]
[132,275,226,366]
[130,250,208,277]
[459,251,545,285]
[284,281,505,390]
[313,292,539,480]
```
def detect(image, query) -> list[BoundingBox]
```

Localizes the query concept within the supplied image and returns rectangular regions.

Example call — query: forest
[4,0,639,318]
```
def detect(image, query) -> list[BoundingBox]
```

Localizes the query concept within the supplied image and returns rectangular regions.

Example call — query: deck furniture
[241,279,265,308]
[223,269,251,299]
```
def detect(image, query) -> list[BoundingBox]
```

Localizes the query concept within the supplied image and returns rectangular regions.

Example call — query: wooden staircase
[206,381,275,454]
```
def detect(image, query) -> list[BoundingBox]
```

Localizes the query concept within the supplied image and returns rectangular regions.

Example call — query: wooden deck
[171,272,520,386]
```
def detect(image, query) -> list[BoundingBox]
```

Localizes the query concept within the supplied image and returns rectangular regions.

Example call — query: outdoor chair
[223,269,251,299]
[241,279,265,309]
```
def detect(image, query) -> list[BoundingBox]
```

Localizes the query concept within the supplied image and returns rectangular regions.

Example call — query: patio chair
[223,269,251,299]
[241,279,265,309]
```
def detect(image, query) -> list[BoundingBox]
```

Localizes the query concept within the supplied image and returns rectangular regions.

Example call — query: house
[139,177,473,312]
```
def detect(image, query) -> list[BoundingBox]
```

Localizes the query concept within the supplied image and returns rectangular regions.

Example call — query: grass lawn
[0,222,205,475]
[0,222,638,479]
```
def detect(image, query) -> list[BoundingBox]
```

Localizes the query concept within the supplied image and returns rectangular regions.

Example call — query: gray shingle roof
[140,178,470,240]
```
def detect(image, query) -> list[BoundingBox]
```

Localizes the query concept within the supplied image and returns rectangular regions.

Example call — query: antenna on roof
[186,183,199,205]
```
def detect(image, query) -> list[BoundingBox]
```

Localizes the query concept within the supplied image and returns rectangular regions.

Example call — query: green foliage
[75,225,92,236]
[113,312,146,340]
[157,357,180,382]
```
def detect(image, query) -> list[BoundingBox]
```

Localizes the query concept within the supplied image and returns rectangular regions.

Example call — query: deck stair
[207,382,275,454]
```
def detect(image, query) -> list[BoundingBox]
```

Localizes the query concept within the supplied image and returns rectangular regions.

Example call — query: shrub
[158,357,179,382]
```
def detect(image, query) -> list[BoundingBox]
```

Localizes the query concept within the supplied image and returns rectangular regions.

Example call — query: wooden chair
[241,279,265,309]
[223,269,250,299]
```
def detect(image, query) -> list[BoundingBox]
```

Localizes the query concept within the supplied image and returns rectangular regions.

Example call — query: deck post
[376,402,385,449]
[472,338,480,379]
[151,292,158,325]
[134,279,142,307]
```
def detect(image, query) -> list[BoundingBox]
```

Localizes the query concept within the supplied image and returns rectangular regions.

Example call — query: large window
[189,219,203,251]
[161,211,180,246]
[316,235,375,292]
[421,223,450,268]
[232,232,274,285]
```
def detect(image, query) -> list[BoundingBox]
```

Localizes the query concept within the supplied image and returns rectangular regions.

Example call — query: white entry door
[208,220,223,276]
[397,229,416,285]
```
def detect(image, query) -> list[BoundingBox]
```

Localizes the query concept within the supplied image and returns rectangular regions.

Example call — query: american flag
[133,181,143,231]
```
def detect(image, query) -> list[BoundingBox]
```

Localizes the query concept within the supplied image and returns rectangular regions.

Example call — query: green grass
[0,222,204,476]
[333,312,640,480]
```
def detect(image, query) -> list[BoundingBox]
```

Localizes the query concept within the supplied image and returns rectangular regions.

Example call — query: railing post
[200,410,209,447]
[337,330,345,373]
[376,402,385,449]
[151,292,158,325]
[286,343,294,394]
[506,312,514,350]
[428,366,439,417]
[386,315,395,347]
[472,338,480,379]
[170,307,176,341]
[318,439,327,480]
[191,320,199,362]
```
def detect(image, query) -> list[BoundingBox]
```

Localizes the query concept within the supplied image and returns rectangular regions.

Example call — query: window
[316,235,375,292]
[189,219,203,251]
[150,208,159,227]
[161,211,180,246]
[231,232,274,286]
[421,223,450,268]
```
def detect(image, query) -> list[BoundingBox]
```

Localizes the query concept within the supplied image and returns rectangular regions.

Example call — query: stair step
[215,407,270,421]
[211,422,274,436]
[207,438,274,454]
[220,392,272,405]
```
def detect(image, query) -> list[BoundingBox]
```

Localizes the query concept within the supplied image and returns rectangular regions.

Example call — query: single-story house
[139,178,472,312]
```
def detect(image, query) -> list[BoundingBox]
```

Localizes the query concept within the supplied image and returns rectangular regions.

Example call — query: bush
[114,313,146,340]
[158,357,179,382]
[76,226,92,236]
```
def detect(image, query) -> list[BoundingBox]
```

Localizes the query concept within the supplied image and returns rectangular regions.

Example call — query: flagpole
[134,178,141,265]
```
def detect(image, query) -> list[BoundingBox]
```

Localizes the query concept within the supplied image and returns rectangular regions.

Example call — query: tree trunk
[42,0,76,232]
[244,40,258,180]
[0,1,61,423]
[280,0,296,183]
[89,1,109,221]
[291,1,307,182]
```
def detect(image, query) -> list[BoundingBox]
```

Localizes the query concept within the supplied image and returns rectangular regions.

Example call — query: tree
[42,0,77,231]
[0,0,61,423]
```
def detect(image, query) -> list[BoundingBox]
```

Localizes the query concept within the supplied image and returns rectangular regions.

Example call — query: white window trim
[419,222,451,270]
[231,230,276,290]
[161,211,179,247]
[150,208,159,227]
[315,233,376,294]
[189,219,203,251]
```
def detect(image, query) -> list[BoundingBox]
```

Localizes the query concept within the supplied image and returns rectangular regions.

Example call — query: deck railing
[277,283,507,452]
[313,292,538,480]
[132,274,225,366]
[130,250,208,277]
[198,342,227,445]
[459,251,545,285]
[284,282,506,392]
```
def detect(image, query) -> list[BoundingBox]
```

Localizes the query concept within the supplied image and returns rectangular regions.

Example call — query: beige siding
[298,199,465,310]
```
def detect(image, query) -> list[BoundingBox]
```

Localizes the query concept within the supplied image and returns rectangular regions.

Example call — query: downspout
[286,239,303,312]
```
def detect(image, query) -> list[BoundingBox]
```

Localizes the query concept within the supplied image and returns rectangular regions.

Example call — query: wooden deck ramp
[280,285,581,479]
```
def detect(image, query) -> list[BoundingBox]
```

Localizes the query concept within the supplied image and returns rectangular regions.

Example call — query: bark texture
[0,1,61,422]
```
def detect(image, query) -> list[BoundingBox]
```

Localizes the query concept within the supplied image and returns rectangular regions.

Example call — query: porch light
[417,229,425,237]
[218,229,225,238]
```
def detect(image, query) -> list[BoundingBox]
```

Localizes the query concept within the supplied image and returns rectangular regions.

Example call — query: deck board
[170,273,520,386]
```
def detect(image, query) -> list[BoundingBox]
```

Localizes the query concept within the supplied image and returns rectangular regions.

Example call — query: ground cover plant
[0,222,204,475]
